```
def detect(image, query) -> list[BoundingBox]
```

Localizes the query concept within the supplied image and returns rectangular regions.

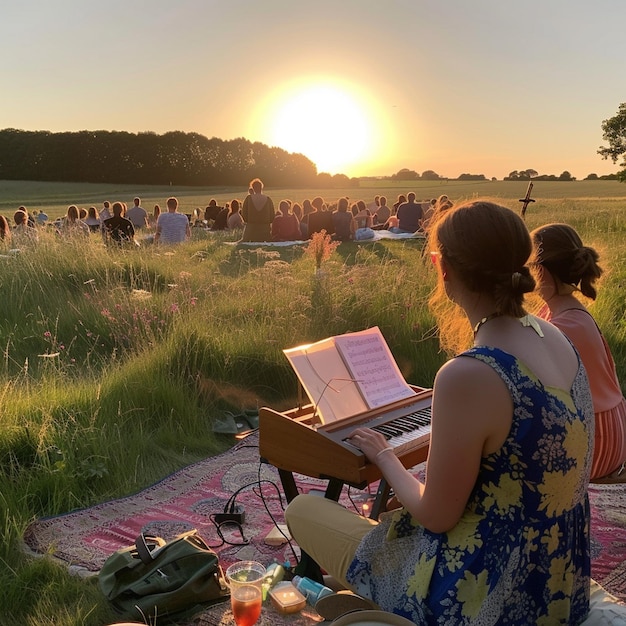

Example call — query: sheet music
[283,327,415,423]
[283,337,368,423]
[334,327,416,408]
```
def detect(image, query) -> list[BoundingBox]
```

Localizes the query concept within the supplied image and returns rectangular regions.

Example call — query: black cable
[256,461,300,566]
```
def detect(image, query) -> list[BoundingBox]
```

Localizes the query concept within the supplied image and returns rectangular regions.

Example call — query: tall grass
[0,187,625,624]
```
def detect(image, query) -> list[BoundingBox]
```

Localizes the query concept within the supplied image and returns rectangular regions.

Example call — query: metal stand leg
[371,478,391,519]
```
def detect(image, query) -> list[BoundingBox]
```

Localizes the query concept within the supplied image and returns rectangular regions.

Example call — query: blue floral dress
[346,346,594,625]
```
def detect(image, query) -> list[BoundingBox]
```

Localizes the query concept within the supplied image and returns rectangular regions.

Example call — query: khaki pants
[284,494,378,589]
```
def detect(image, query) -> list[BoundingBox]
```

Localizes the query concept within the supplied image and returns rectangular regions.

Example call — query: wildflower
[44,331,52,338]
[170,303,179,313]
[304,229,340,269]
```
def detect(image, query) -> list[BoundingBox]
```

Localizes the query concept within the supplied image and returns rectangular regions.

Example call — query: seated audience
[204,199,223,225]
[373,195,391,226]
[353,202,375,240]
[126,197,148,230]
[307,196,334,238]
[391,192,424,234]
[531,223,626,481]
[14,206,38,237]
[84,206,101,232]
[227,199,245,230]
[331,197,355,241]
[35,209,49,226]
[292,202,303,223]
[155,197,190,244]
[149,204,161,229]
[272,200,301,241]
[211,203,230,231]
[0,215,12,248]
[367,195,381,213]
[286,200,593,624]
[102,201,136,246]
[299,199,314,239]
[99,201,112,223]
[59,205,89,238]
[393,194,407,213]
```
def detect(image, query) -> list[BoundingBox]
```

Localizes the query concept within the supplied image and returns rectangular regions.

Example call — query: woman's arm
[349,357,512,533]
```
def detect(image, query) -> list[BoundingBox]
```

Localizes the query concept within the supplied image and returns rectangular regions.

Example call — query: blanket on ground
[229,231,425,246]
[23,433,626,623]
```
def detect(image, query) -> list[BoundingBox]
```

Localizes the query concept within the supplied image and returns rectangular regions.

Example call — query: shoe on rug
[243,410,259,430]
[212,412,249,435]
[315,590,377,621]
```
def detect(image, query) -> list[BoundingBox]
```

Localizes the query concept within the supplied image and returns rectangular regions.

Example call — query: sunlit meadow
[0,180,625,624]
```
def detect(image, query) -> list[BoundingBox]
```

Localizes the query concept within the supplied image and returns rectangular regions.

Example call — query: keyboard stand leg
[324,478,344,502]
[371,479,391,519]
[277,468,300,503]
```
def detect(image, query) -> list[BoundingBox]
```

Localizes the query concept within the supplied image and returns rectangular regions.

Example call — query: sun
[253,79,381,176]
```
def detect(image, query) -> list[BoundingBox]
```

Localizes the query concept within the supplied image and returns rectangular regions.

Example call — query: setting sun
[252,78,385,176]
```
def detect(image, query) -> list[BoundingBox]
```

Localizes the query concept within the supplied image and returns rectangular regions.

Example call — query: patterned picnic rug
[23,433,626,624]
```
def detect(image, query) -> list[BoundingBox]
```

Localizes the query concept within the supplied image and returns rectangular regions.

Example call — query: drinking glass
[226,560,266,626]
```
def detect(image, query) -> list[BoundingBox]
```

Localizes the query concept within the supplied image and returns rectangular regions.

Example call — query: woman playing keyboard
[286,200,594,625]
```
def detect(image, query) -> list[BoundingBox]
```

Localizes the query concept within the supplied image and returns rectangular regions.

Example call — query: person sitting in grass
[331,197,355,242]
[84,206,101,233]
[0,215,12,248]
[352,201,375,240]
[155,197,190,244]
[307,196,334,239]
[286,200,593,624]
[373,195,391,227]
[58,205,89,239]
[226,199,245,231]
[210,203,230,231]
[102,201,136,246]
[272,199,302,241]
[13,207,39,245]
[531,223,626,482]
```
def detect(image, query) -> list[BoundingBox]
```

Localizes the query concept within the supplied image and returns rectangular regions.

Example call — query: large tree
[598,103,626,182]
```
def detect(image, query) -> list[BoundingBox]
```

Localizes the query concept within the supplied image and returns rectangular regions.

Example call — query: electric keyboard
[259,386,432,490]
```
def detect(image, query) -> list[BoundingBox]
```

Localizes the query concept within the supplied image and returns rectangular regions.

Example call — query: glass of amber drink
[226,561,266,626]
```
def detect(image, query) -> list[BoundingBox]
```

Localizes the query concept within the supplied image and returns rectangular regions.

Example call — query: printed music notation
[283,327,416,424]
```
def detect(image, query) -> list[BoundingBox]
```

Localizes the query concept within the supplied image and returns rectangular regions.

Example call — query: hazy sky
[2,0,624,179]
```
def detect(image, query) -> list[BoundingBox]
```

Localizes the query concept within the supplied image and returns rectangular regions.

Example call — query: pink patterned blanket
[23,433,626,623]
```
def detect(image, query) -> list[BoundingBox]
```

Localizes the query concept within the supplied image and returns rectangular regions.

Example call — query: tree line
[3,106,626,187]
[0,129,323,188]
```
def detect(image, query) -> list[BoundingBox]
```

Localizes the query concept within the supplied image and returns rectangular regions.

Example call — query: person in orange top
[271,200,301,241]
[531,223,626,481]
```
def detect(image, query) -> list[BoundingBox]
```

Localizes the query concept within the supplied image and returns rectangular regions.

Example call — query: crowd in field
[0,178,454,250]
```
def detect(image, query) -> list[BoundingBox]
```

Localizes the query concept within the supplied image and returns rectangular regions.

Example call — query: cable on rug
[256,461,300,566]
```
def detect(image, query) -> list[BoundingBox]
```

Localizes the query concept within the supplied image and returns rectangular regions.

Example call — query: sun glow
[254,79,384,176]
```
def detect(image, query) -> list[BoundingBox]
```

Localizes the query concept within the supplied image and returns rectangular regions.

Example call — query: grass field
[2,178,626,220]
[0,179,625,625]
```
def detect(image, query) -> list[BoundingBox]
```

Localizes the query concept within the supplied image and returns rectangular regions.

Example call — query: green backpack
[98,529,230,623]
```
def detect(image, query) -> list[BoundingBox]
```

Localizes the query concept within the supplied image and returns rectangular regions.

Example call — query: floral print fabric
[347,346,594,625]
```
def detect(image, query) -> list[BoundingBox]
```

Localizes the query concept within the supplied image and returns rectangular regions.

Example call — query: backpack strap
[135,534,164,564]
